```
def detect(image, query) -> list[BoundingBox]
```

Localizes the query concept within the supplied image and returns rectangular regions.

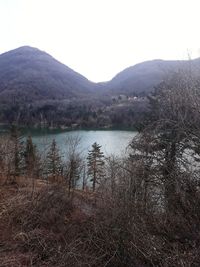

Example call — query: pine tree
[46,139,62,182]
[24,135,40,197]
[87,142,105,192]
[66,155,81,193]
[9,125,24,183]
[24,136,37,176]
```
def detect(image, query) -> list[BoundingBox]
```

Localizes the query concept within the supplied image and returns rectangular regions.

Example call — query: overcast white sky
[0,0,200,82]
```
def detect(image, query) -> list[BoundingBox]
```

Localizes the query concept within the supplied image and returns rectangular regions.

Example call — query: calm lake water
[0,127,137,156]
[31,130,137,157]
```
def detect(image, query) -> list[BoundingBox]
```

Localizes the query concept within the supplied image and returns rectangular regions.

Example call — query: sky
[0,0,200,82]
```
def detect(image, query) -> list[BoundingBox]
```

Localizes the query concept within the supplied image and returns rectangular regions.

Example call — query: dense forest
[1,68,200,266]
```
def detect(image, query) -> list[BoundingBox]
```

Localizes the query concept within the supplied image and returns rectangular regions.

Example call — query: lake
[0,127,137,157]
[29,130,137,157]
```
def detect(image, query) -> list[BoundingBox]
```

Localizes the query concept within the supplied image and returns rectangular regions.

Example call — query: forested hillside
[0,46,200,128]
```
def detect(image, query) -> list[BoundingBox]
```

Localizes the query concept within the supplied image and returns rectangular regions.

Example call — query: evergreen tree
[46,139,62,182]
[24,136,37,176]
[87,142,105,192]
[66,155,81,193]
[9,125,24,183]
[24,135,40,197]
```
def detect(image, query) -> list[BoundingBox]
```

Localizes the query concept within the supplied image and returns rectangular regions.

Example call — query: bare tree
[65,135,83,196]
[130,67,200,213]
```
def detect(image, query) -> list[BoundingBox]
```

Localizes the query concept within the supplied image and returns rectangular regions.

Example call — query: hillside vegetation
[1,46,200,128]
[1,69,200,266]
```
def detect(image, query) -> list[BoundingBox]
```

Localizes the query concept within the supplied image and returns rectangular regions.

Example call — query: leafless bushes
[87,156,200,266]
[0,184,125,266]
[0,185,83,266]
[89,68,200,266]
[1,152,200,266]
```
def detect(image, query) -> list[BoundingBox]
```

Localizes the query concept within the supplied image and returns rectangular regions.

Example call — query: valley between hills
[0,46,200,129]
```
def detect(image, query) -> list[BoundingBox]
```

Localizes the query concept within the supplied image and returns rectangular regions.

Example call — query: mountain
[0,46,96,103]
[103,59,200,96]
[1,46,199,101]
[0,46,200,127]
[0,46,102,126]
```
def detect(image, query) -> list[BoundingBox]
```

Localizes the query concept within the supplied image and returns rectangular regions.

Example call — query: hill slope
[0,46,200,127]
[0,46,96,103]
[103,59,200,96]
